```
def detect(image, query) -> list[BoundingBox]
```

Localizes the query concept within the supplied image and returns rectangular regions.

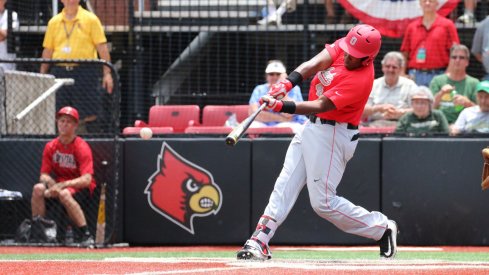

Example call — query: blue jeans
[409,69,445,87]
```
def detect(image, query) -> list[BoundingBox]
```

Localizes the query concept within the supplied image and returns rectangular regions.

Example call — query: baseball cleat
[257,14,282,26]
[378,220,398,259]
[457,13,475,25]
[236,239,272,260]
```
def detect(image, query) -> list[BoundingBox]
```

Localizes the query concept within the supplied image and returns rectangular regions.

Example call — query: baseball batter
[237,24,398,260]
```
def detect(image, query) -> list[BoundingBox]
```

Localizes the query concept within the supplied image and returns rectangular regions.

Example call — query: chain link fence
[0,59,121,247]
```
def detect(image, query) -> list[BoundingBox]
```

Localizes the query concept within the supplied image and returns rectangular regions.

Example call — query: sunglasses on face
[383,65,400,69]
[450,55,467,60]
[267,73,281,76]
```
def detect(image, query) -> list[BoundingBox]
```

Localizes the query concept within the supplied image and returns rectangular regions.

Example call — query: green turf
[1,250,489,262]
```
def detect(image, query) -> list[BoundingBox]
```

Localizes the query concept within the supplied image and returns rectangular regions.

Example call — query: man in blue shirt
[249,60,306,133]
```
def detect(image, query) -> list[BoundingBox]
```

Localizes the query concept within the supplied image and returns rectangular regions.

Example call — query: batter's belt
[308,115,358,130]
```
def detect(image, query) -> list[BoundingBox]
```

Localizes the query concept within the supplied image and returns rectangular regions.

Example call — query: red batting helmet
[56,106,79,122]
[339,24,382,66]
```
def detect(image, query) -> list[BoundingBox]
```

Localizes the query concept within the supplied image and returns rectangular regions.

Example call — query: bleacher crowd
[1,0,489,137]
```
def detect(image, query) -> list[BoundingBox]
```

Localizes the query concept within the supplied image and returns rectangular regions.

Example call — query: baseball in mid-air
[140,127,153,140]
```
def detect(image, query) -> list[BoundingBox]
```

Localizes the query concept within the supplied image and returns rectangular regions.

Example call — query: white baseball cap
[265,61,286,74]
[410,86,434,104]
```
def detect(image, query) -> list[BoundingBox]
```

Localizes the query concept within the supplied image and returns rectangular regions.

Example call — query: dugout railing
[0,59,122,247]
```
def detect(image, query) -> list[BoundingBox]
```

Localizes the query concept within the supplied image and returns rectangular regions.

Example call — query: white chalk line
[97,257,489,275]
[274,246,444,252]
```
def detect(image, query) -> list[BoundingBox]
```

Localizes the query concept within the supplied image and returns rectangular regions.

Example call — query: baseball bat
[95,160,108,245]
[225,103,267,146]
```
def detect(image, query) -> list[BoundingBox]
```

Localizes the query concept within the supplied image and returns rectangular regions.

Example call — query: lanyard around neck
[62,20,77,42]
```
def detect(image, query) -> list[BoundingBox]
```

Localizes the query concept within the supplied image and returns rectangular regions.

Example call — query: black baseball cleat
[378,220,398,259]
[236,239,272,260]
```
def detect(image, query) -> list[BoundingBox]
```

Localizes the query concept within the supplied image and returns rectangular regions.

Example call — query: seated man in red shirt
[31,106,96,246]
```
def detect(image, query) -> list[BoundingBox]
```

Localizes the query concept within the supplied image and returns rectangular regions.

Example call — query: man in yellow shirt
[40,0,113,133]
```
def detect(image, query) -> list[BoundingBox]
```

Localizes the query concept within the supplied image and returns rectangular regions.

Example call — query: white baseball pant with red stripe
[263,119,388,241]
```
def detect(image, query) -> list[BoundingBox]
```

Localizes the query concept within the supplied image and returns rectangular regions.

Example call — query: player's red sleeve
[40,142,53,174]
[324,71,374,110]
[75,139,94,176]
[325,39,342,61]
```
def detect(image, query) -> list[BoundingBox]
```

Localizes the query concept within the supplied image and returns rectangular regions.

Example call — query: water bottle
[224,113,238,127]
[65,225,74,245]
[452,90,464,112]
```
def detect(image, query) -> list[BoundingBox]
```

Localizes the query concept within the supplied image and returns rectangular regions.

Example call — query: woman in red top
[31,106,96,246]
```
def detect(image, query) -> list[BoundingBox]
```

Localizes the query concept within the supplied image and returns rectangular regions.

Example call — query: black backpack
[15,217,58,243]
[14,219,31,243]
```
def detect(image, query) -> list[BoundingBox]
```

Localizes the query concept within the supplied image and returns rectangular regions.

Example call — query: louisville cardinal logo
[144,142,222,234]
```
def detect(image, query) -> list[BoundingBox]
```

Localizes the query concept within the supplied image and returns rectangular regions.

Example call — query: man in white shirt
[362,51,418,127]
[0,0,18,71]
[451,80,489,135]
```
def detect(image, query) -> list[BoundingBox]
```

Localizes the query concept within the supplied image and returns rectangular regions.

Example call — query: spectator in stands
[471,14,489,80]
[323,0,356,24]
[430,44,478,124]
[0,0,18,71]
[457,0,477,25]
[249,60,306,133]
[258,0,297,26]
[395,86,449,135]
[451,80,489,135]
[31,106,96,246]
[40,0,113,133]
[400,0,459,87]
[362,51,418,127]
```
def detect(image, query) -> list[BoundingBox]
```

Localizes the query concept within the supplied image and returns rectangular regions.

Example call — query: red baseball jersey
[308,38,375,125]
[400,15,459,70]
[40,136,96,193]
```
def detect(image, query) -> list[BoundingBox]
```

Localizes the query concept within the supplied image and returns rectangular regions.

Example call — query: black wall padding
[123,138,251,244]
[382,137,489,245]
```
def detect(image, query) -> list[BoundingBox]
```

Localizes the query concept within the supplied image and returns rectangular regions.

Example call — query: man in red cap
[30,106,96,246]
[237,24,398,260]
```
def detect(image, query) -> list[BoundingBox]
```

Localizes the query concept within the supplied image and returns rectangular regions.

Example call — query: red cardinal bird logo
[144,142,222,234]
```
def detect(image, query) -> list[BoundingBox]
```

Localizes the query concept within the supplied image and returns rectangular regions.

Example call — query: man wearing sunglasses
[430,44,478,124]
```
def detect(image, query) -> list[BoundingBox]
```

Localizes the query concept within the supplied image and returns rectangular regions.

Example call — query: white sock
[276,3,287,17]
[252,216,278,245]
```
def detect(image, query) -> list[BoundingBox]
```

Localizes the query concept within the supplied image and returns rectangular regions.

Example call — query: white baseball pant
[263,119,388,241]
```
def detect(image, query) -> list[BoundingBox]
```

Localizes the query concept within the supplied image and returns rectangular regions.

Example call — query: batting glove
[260,95,283,112]
[268,79,292,99]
